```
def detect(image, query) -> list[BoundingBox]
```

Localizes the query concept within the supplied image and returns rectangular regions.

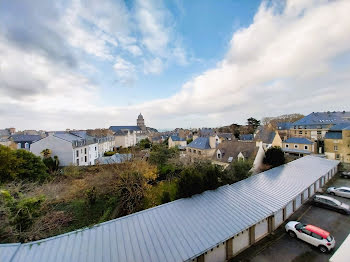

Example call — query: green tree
[247,117,260,133]
[139,138,151,149]
[15,149,48,182]
[263,146,285,167]
[222,159,253,184]
[149,144,179,167]
[0,145,19,182]
[176,167,204,198]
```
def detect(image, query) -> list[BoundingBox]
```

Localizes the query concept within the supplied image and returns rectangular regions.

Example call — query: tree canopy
[263,146,285,168]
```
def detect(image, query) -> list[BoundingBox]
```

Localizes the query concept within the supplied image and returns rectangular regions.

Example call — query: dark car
[340,171,350,179]
[312,195,350,215]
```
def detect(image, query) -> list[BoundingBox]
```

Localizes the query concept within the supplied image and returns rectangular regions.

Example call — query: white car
[327,187,350,198]
[285,221,335,253]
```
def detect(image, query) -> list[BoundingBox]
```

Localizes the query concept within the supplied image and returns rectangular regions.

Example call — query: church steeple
[137,113,146,131]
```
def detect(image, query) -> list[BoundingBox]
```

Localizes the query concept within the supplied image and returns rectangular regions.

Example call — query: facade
[0,128,15,139]
[212,140,265,172]
[0,156,339,262]
[10,134,42,150]
[290,111,350,153]
[282,137,316,157]
[186,136,218,160]
[324,123,350,163]
[168,135,187,149]
[114,130,137,148]
[254,127,282,150]
[30,133,98,166]
[276,122,292,141]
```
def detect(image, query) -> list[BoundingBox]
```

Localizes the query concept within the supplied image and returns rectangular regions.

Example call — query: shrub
[161,191,171,204]
[263,146,285,167]
[104,151,116,156]
[223,159,253,184]
[85,186,97,205]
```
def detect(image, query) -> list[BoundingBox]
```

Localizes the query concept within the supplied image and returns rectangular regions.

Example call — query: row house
[282,137,316,157]
[324,123,350,163]
[186,136,218,160]
[290,111,350,153]
[114,130,137,148]
[31,132,99,166]
[11,134,42,150]
[168,135,187,149]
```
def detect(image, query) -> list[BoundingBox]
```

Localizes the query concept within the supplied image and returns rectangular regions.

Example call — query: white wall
[286,201,293,217]
[274,209,284,228]
[303,189,309,200]
[296,194,302,209]
[309,185,315,196]
[204,243,226,262]
[255,219,268,241]
[31,135,73,166]
[232,230,249,255]
[252,144,265,174]
[88,143,98,165]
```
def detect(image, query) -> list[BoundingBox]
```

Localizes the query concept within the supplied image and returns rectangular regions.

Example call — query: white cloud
[113,57,136,85]
[143,57,163,75]
[1,0,350,130]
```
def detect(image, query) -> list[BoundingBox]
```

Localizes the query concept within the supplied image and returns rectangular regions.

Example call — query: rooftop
[187,137,211,149]
[214,141,258,163]
[10,134,42,142]
[284,137,313,144]
[324,131,342,140]
[292,111,350,127]
[110,126,141,132]
[170,135,185,142]
[0,156,339,262]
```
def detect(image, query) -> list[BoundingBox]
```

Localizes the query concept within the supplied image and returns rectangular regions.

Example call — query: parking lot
[231,173,350,262]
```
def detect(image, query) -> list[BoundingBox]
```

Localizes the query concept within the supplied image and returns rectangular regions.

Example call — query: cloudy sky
[0,0,349,131]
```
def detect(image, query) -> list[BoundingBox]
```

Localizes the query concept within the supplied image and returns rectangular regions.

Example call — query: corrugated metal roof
[0,243,20,262]
[0,156,339,262]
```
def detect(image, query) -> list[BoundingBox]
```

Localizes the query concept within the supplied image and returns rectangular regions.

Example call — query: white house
[30,132,98,166]
[114,130,137,148]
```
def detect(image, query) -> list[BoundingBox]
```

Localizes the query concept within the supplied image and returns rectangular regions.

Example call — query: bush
[86,186,97,205]
[161,191,171,204]
[149,144,179,167]
[0,189,45,241]
[0,146,49,183]
[176,167,204,198]
[263,146,285,167]
[139,138,151,149]
[104,151,116,156]
[223,159,253,184]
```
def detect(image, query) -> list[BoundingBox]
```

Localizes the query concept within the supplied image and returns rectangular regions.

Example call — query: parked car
[312,195,350,215]
[340,171,350,179]
[327,187,350,198]
[285,221,335,253]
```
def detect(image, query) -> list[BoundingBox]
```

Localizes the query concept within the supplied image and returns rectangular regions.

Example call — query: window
[294,131,297,134]
[301,228,311,235]
[336,154,340,160]
[299,131,303,134]
[25,142,29,149]
[193,150,197,153]
[76,150,79,157]
[217,153,221,159]
[77,159,79,165]
[198,151,201,155]
[85,148,87,154]
[334,146,338,151]
[304,145,308,150]
[85,156,87,162]
[294,144,298,149]
[317,131,321,135]
[17,143,21,149]
[285,144,289,148]
[81,149,83,153]
[95,146,97,151]
[311,232,323,240]
[189,149,192,153]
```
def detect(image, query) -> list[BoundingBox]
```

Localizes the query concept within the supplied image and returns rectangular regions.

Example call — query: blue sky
[0,0,349,130]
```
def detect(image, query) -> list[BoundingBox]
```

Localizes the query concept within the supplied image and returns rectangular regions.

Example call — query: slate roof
[324,132,343,140]
[284,137,313,145]
[53,133,84,143]
[239,134,254,141]
[187,137,211,149]
[254,127,276,144]
[0,156,339,262]
[218,133,233,140]
[199,128,215,137]
[329,123,350,131]
[170,135,185,142]
[292,111,350,127]
[214,141,258,163]
[110,126,141,132]
[10,134,41,142]
[277,122,292,130]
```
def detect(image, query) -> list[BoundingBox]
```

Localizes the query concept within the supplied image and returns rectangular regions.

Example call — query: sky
[0,0,350,131]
